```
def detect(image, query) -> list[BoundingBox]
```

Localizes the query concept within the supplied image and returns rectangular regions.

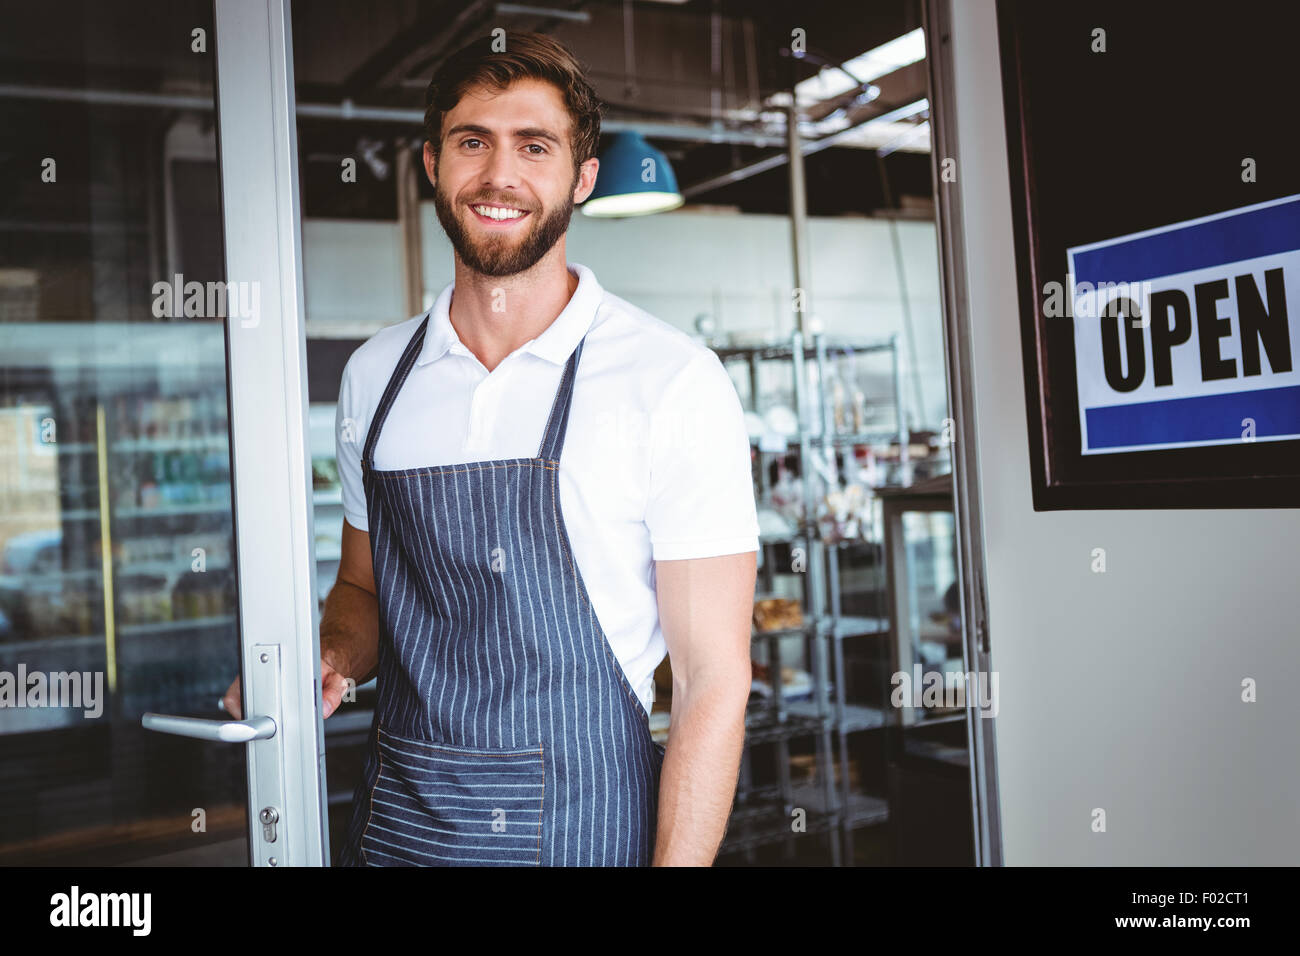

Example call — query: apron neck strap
[361,311,430,467]
[536,335,585,462]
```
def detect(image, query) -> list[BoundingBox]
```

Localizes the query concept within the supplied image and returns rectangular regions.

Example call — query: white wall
[575,211,949,429]
[951,0,1300,864]
[302,219,405,335]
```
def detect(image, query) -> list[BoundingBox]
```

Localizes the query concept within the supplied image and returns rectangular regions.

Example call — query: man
[229,31,758,867]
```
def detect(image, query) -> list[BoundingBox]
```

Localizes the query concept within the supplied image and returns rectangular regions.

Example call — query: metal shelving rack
[705,101,923,865]
[713,332,906,865]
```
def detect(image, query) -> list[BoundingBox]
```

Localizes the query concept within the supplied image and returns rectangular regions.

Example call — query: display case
[0,323,239,727]
[877,475,973,864]
[0,322,246,861]
[878,475,963,730]
[308,403,345,607]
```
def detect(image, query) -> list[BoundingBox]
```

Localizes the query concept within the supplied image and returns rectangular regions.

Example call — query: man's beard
[433,177,576,278]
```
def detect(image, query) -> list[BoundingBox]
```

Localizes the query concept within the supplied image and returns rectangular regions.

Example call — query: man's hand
[222,520,380,722]
[221,652,353,720]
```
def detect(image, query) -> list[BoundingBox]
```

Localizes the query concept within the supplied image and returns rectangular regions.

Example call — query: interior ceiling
[0,0,934,219]
[291,0,935,217]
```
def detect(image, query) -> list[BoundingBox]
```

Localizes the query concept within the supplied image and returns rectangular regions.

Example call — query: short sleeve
[336,356,369,533]
[645,349,760,561]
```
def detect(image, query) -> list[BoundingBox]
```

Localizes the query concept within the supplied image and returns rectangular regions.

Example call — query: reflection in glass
[0,0,247,865]
[902,510,960,690]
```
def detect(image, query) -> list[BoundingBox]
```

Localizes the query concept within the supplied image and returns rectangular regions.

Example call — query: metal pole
[395,142,424,317]
[892,333,910,484]
[786,106,811,334]
[785,103,842,866]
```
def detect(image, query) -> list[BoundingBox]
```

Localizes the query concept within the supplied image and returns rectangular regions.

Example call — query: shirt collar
[415,262,602,367]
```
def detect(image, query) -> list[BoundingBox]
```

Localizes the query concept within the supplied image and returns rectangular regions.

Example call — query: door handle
[142,712,277,743]
[141,644,291,864]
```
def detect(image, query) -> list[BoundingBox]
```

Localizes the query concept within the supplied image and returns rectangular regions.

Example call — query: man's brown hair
[423,31,603,180]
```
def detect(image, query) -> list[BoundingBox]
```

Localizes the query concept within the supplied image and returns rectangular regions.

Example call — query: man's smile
[468,202,532,227]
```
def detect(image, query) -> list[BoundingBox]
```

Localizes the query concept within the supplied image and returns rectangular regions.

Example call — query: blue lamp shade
[582,131,685,218]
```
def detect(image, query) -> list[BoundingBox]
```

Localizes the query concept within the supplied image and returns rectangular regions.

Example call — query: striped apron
[337,314,665,866]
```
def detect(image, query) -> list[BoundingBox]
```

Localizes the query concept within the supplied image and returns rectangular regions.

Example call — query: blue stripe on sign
[1085,384,1300,449]
[1071,197,1300,286]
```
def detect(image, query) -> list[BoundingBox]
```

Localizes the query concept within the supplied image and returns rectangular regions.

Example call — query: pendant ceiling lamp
[581,130,685,218]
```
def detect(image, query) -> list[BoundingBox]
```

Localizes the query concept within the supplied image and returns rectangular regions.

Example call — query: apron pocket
[361,727,545,866]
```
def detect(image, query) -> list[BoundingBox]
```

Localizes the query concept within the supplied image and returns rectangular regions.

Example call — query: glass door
[0,0,325,865]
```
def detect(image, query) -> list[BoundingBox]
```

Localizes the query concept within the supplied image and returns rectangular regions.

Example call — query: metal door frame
[922,0,1004,866]
[214,0,327,866]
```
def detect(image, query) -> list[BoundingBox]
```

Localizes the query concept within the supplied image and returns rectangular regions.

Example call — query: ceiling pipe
[0,82,791,147]
[0,83,213,110]
[682,99,929,198]
[494,3,591,22]
[622,0,637,99]
[0,84,919,163]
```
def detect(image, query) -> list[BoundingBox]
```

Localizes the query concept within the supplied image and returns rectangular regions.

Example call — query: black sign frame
[996,0,1300,510]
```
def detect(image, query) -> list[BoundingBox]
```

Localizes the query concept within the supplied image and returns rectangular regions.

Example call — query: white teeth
[472,205,525,220]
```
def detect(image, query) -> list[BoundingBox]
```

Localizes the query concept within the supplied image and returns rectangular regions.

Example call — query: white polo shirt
[336,261,760,713]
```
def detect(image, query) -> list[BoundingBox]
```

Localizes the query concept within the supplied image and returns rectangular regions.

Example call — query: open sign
[1067,194,1300,454]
